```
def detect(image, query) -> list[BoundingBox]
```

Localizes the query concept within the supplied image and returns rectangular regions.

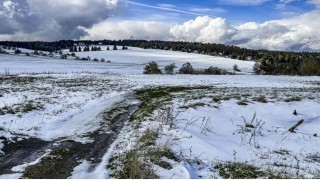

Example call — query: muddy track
[0,99,139,178]
[0,138,52,174]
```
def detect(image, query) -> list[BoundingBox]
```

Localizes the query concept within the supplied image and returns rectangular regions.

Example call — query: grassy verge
[108,86,209,178]
[214,161,288,179]
[109,129,177,179]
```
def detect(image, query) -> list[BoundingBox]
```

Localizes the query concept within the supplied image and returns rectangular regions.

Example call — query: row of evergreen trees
[69,46,102,52]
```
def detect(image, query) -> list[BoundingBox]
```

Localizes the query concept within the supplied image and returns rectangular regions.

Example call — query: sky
[0,0,320,51]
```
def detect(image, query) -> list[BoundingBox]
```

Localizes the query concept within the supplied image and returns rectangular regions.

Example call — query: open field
[0,47,320,178]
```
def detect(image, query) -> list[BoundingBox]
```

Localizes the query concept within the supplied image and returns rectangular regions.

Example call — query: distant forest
[1,40,319,76]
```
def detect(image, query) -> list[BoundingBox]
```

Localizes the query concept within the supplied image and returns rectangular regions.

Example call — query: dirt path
[0,99,139,178]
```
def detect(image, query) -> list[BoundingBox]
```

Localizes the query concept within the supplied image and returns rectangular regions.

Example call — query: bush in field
[177,62,230,75]
[143,61,162,74]
[299,59,320,76]
[233,64,240,72]
[164,63,176,74]
[253,62,262,75]
[14,49,21,54]
[60,54,67,59]
[33,50,39,55]
[203,66,228,75]
[179,62,194,74]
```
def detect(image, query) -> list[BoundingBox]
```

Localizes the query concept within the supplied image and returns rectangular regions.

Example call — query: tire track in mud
[0,98,139,178]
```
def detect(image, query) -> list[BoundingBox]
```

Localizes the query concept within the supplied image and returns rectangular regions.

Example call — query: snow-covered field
[1,46,254,75]
[0,47,320,179]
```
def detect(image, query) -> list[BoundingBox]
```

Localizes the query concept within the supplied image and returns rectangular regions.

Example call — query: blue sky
[120,0,314,24]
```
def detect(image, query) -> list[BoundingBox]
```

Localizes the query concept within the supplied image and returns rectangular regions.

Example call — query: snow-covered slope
[0,47,254,75]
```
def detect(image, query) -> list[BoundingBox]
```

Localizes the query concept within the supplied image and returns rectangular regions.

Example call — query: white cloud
[170,16,237,44]
[126,1,206,16]
[0,0,125,40]
[276,0,297,9]
[168,12,320,51]
[308,0,320,8]
[218,0,272,5]
[157,3,176,8]
[82,10,320,51]
[82,20,172,41]
[190,8,226,14]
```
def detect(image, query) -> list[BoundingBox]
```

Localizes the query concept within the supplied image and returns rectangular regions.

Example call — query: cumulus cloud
[170,16,237,44]
[80,0,320,51]
[81,9,320,51]
[0,0,124,40]
[168,12,320,51]
[82,20,172,40]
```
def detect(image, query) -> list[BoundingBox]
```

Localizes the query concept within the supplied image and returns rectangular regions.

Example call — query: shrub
[299,59,320,76]
[143,61,162,74]
[233,64,241,72]
[33,50,39,55]
[14,49,21,54]
[203,66,228,75]
[60,54,67,59]
[253,62,262,74]
[0,109,4,115]
[164,63,176,74]
[179,62,194,74]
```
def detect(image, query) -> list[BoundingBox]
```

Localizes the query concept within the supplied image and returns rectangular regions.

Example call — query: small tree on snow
[14,49,21,54]
[164,63,176,74]
[253,62,262,74]
[233,64,240,72]
[179,62,194,74]
[143,61,162,74]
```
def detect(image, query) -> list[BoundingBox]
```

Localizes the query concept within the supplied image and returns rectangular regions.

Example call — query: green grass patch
[284,96,302,102]
[237,99,250,106]
[0,109,4,115]
[109,129,178,178]
[214,161,287,179]
[23,148,72,179]
[252,95,268,103]
[131,86,211,122]
[113,149,158,179]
